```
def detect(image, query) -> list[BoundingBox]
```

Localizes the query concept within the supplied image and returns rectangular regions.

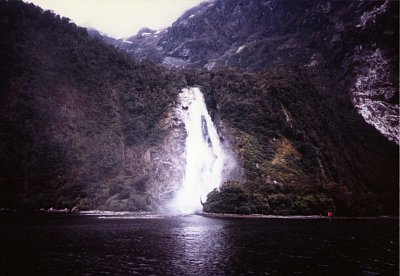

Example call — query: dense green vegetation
[194,68,398,215]
[0,0,185,210]
[0,0,397,215]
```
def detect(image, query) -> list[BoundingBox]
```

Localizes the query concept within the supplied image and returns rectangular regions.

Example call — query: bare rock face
[141,101,187,206]
[351,47,399,144]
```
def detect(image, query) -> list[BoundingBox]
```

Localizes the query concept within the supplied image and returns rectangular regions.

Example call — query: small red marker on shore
[327,211,333,217]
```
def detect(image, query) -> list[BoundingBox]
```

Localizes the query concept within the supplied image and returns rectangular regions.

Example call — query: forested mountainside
[0,0,398,215]
[189,68,398,215]
[0,0,187,210]
[111,0,399,145]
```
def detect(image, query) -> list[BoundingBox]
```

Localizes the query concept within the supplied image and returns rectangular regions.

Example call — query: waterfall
[170,87,225,214]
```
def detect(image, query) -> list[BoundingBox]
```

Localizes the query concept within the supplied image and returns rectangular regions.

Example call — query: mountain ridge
[107,0,398,144]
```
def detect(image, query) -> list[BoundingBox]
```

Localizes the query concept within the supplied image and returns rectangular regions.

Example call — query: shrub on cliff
[203,181,270,214]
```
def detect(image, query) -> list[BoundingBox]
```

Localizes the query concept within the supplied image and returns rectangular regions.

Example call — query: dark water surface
[0,213,398,275]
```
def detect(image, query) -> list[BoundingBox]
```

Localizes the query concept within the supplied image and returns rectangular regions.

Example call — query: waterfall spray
[170,87,225,214]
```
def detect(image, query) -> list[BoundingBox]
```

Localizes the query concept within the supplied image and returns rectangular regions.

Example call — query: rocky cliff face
[119,0,398,144]
[351,47,398,143]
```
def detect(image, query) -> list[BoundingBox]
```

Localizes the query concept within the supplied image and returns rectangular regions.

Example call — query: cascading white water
[170,87,225,214]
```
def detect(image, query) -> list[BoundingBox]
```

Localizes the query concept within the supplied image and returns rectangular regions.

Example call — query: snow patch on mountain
[357,0,389,29]
[235,45,245,54]
[204,61,216,70]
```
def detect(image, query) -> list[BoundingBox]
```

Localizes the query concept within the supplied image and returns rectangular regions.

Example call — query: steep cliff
[0,0,398,215]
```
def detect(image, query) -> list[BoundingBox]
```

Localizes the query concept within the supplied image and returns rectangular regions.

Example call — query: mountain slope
[121,0,399,144]
[0,0,398,215]
[0,0,186,210]
[188,68,398,215]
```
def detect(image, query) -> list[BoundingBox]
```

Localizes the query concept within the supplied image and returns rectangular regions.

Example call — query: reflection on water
[175,215,230,275]
[0,213,398,275]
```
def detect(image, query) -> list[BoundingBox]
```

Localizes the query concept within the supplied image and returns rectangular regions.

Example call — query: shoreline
[0,208,398,219]
[198,212,399,220]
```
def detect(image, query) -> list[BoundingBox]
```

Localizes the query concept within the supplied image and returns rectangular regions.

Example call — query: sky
[25,0,205,38]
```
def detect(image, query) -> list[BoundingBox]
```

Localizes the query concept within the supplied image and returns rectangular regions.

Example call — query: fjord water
[0,213,398,275]
[170,87,225,214]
